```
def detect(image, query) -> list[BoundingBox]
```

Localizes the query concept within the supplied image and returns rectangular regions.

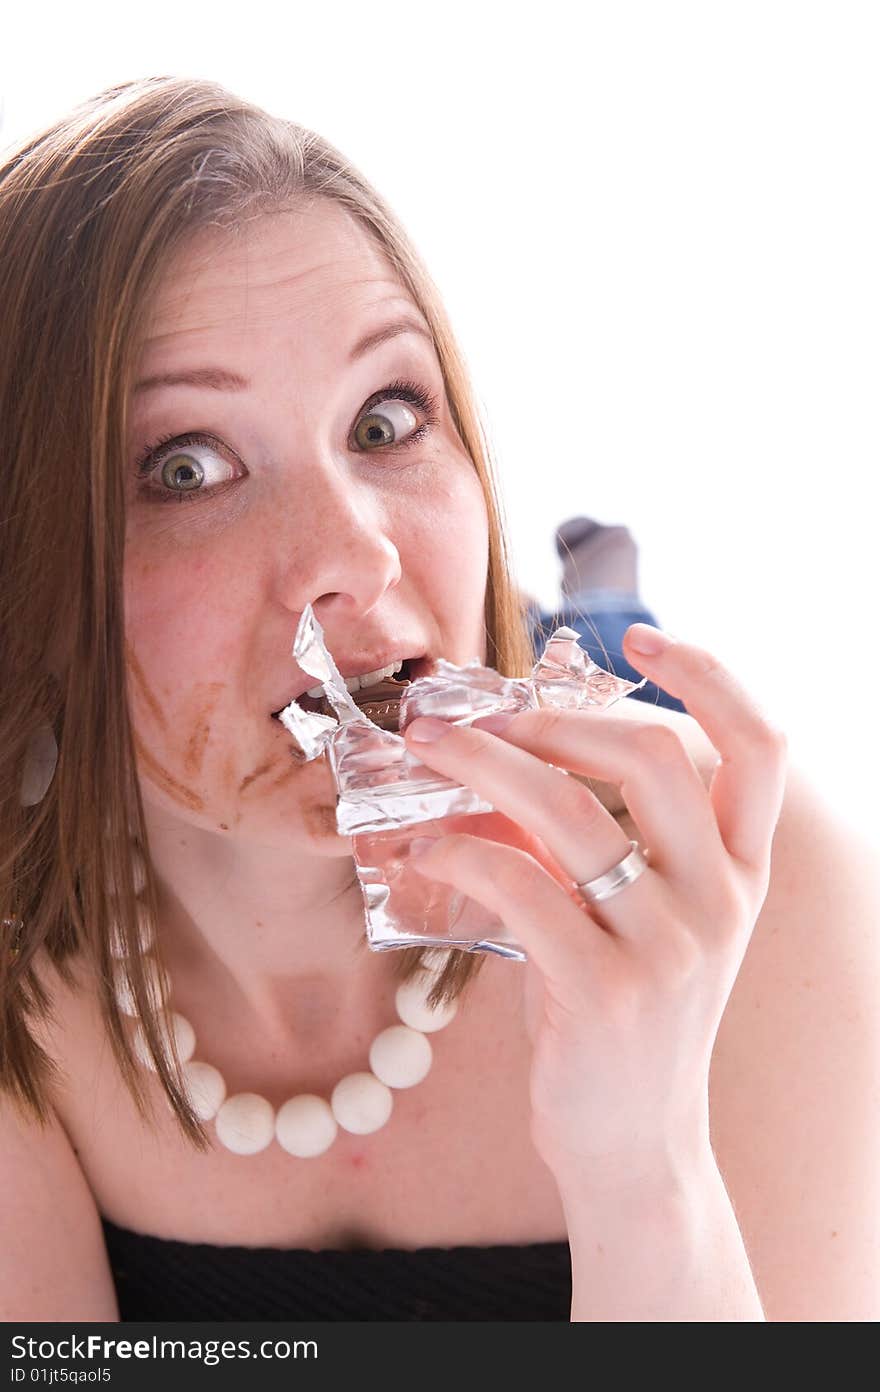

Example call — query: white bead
[168,1011,196,1062]
[131,1011,196,1070]
[369,1024,432,1089]
[331,1072,393,1134]
[215,1093,275,1155]
[113,959,168,1016]
[107,844,148,899]
[395,977,458,1033]
[109,900,155,959]
[181,1060,227,1120]
[276,1094,338,1158]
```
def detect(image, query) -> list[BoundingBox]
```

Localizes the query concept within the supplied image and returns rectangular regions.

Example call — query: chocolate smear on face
[133,732,204,812]
[125,641,169,734]
[182,683,225,778]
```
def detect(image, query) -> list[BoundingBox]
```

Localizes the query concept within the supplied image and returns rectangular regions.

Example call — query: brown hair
[0,77,537,1150]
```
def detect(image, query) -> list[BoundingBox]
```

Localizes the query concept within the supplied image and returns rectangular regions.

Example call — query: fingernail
[626,624,670,656]
[471,712,516,735]
[406,716,453,743]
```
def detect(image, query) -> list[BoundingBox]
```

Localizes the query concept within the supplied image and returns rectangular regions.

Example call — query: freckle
[831,1230,838,1238]
[219,823,229,830]
[802,979,813,989]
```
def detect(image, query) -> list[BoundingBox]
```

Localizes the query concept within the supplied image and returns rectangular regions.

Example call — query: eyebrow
[348,316,434,362]
[133,317,434,395]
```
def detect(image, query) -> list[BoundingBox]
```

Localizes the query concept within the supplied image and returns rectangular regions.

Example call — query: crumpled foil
[277,608,646,961]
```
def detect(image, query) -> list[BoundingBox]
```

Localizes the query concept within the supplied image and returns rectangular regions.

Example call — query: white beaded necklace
[110,845,458,1159]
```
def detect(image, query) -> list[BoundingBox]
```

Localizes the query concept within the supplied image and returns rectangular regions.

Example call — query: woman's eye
[352,399,420,451]
[133,380,438,504]
[134,435,243,504]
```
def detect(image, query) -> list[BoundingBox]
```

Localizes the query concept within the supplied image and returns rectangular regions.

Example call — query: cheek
[122,552,253,797]
[123,549,251,676]
[406,462,489,585]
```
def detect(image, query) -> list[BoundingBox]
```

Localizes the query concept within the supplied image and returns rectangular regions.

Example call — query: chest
[48,954,569,1251]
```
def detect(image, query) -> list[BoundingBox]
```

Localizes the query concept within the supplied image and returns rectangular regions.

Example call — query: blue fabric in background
[525,589,687,715]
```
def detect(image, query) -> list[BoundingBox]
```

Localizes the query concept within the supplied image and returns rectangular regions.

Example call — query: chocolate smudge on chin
[133,732,204,812]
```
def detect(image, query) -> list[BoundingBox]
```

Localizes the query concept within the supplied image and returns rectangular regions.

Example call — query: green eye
[160,452,205,492]
[354,401,418,451]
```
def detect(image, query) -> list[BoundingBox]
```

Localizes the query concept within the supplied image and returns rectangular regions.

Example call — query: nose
[272,466,403,622]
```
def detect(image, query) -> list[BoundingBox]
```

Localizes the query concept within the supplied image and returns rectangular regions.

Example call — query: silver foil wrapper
[277,606,646,961]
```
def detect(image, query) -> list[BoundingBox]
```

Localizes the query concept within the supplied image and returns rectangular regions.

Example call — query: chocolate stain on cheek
[126,648,226,811]
[301,802,340,838]
[124,641,169,734]
[133,732,205,813]
[127,646,336,827]
[183,683,225,778]
[239,760,274,794]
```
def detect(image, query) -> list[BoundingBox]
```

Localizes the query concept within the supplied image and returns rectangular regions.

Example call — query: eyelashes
[133,377,441,505]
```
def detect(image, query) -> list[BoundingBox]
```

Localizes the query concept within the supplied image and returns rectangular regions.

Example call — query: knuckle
[466,727,502,758]
[759,720,789,756]
[525,706,569,743]
[714,870,748,925]
[741,714,788,763]
[500,847,541,898]
[700,870,749,943]
[653,925,704,985]
[631,722,685,766]
[558,775,606,830]
[688,644,726,679]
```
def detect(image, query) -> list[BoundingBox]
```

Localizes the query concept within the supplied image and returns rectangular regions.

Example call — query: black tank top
[101,1218,572,1321]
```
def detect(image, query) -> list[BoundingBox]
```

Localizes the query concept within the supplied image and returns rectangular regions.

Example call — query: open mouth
[270,656,423,721]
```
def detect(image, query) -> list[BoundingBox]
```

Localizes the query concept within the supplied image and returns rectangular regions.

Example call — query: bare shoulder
[704,758,878,1318]
[26,948,98,1109]
[605,709,880,1317]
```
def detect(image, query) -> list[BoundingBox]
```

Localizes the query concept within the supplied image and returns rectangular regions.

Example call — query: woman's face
[123,201,490,853]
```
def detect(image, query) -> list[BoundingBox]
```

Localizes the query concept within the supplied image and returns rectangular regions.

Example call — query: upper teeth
[306,659,403,699]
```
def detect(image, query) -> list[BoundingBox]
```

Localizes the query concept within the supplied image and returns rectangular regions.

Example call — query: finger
[622,625,789,870]
[409,832,610,1002]
[404,709,725,894]
[405,714,640,892]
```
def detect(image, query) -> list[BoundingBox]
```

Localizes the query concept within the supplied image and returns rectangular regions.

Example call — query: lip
[269,650,432,717]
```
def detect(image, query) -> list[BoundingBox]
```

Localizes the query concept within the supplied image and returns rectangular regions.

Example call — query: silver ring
[576,840,649,904]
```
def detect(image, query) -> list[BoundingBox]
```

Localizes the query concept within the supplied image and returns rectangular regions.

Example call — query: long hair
[0,77,537,1149]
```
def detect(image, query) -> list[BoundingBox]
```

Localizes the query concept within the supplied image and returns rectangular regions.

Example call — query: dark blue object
[525,588,687,715]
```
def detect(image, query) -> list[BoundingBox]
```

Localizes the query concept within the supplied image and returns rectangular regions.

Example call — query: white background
[2,1,876,834]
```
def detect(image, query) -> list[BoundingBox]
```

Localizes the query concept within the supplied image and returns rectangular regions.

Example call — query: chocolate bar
[319,677,410,732]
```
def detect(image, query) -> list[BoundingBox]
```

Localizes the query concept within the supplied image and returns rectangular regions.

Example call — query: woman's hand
[402,624,788,1189]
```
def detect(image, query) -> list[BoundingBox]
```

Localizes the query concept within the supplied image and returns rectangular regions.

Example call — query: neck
[140,801,395,1039]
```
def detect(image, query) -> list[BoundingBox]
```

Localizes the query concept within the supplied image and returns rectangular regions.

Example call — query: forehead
[140,201,416,353]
